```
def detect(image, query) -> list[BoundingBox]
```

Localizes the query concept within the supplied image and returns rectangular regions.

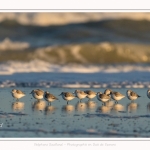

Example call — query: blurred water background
[0,12,150,88]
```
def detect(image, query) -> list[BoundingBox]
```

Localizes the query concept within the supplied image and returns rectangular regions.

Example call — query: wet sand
[0,88,150,137]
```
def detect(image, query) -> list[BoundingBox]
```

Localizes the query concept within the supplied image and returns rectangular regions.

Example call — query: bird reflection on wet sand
[112,103,125,112]
[75,102,87,112]
[62,104,75,114]
[97,106,111,114]
[147,102,150,113]
[105,101,114,109]
[86,100,97,111]
[12,101,24,111]
[127,102,139,113]
[32,100,46,111]
[45,105,57,115]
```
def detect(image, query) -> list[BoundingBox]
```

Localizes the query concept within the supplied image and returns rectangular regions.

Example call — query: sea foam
[1,60,150,75]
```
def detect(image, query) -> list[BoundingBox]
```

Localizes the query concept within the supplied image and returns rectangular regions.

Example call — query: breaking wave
[0,60,150,75]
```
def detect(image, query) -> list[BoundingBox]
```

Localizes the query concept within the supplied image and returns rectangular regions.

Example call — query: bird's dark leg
[67,101,68,105]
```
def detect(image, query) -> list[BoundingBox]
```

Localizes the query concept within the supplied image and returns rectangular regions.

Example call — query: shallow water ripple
[0,88,150,137]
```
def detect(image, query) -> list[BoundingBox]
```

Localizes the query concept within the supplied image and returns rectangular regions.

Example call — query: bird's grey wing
[115,92,124,97]
[51,94,58,100]
[17,90,25,94]
[130,91,140,97]
[80,91,87,95]
[66,92,74,97]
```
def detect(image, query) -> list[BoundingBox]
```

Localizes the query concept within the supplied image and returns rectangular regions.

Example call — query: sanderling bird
[84,90,97,100]
[126,90,141,101]
[44,91,58,105]
[73,90,87,102]
[30,89,44,101]
[147,89,150,99]
[104,89,112,96]
[11,89,25,100]
[59,92,75,104]
[96,92,110,104]
[110,91,125,103]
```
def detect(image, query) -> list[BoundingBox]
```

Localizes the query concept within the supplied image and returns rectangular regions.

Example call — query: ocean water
[0,88,150,138]
[0,61,150,88]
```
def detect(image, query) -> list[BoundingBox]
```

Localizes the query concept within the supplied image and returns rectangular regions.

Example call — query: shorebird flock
[11,88,146,106]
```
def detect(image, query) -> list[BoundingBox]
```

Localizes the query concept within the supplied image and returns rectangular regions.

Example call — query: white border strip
[0,0,150,10]
[0,138,150,141]
[0,10,150,12]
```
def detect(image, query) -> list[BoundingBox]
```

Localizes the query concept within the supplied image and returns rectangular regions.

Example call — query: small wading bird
[104,89,112,96]
[59,92,75,104]
[96,92,110,105]
[147,89,150,99]
[126,90,141,101]
[73,90,87,102]
[110,91,125,103]
[104,89,113,101]
[84,90,97,100]
[11,89,25,101]
[44,91,58,105]
[30,89,44,101]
